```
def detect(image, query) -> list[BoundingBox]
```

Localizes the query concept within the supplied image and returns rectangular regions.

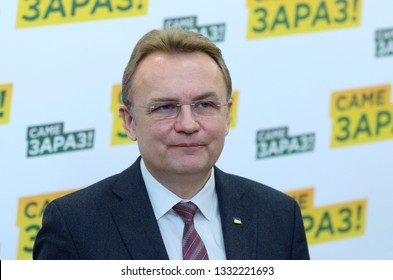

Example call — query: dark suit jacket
[33,157,310,260]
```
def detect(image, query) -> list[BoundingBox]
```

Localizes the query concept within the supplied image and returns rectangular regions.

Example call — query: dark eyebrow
[148,97,179,104]
[148,92,221,105]
[193,92,220,101]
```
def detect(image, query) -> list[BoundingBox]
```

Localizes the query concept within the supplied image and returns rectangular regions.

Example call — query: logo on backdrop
[330,84,393,148]
[375,27,393,58]
[0,83,13,125]
[163,15,226,43]
[16,0,149,28]
[256,126,315,159]
[26,122,95,157]
[16,189,77,259]
[286,187,367,245]
[246,0,362,39]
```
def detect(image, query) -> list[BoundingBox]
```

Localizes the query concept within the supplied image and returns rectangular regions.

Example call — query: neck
[145,166,212,199]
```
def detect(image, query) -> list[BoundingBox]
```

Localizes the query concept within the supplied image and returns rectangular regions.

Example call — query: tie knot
[173,202,198,222]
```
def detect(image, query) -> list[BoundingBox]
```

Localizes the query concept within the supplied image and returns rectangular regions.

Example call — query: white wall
[1,0,392,259]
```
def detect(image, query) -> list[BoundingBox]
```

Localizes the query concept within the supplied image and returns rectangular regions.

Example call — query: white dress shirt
[141,159,226,260]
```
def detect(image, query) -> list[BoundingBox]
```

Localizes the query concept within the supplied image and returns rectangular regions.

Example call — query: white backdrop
[1,0,392,260]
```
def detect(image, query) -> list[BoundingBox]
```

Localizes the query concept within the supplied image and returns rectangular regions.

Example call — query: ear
[119,104,137,141]
[225,99,233,135]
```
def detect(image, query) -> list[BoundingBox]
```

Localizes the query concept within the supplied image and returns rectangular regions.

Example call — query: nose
[174,105,200,134]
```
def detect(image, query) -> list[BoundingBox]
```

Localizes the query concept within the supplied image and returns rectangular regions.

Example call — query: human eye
[150,102,178,112]
[194,100,219,109]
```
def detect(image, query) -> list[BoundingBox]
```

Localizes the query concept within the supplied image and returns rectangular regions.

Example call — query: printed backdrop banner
[1,0,392,260]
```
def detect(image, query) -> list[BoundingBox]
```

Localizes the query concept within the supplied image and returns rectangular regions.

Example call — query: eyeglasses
[139,100,229,119]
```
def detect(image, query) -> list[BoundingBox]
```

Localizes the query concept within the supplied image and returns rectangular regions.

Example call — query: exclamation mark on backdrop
[138,0,144,10]
[353,0,358,21]
[356,204,363,230]
[0,90,6,118]
[87,131,95,148]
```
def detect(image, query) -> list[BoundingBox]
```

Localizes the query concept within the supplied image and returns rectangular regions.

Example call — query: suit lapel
[215,167,258,260]
[110,158,169,260]
[108,160,259,260]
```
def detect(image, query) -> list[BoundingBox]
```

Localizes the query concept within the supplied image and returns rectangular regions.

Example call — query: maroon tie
[172,202,209,260]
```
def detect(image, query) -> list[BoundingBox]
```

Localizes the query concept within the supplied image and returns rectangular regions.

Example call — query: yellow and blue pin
[233,217,242,225]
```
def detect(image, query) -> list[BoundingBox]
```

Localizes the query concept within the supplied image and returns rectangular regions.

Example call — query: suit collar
[110,157,169,260]
[215,166,258,260]
[108,159,258,260]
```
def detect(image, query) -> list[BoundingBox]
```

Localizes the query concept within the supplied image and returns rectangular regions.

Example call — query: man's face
[120,51,232,179]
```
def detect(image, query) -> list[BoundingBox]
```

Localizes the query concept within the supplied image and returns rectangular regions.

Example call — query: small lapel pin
[233,217,242,225]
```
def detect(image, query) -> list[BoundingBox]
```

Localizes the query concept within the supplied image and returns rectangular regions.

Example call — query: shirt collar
[141,159,216,221]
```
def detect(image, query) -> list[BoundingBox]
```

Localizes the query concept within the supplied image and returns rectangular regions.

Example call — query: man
[33,29,310,260]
